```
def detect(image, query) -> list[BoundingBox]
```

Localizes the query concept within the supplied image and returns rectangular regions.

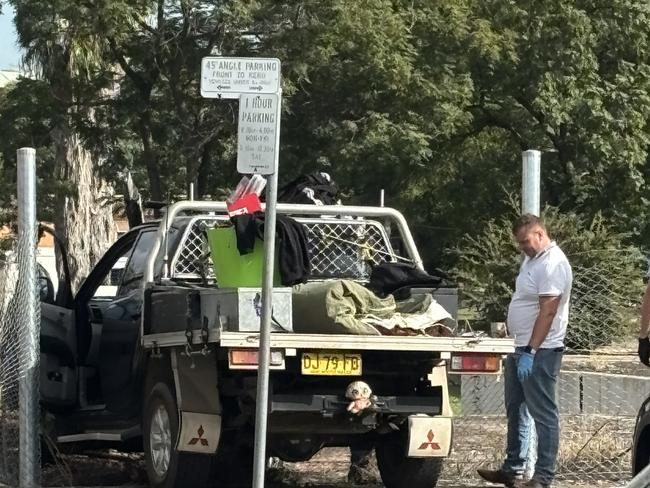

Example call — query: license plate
[301,352,362,376]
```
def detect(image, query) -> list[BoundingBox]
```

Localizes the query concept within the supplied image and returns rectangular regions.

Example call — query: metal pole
[522,150,541,216]
[380,189,385,207]
[17,147,40,488]
[252,92,282,488]
[189,183,194,201]
[521,149,541,480]
[626,463,650,488]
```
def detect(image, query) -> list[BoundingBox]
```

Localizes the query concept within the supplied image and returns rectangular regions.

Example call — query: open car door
[39,226,77,409]
[40,302,77,408]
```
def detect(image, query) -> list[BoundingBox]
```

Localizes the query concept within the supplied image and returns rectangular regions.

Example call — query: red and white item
[227,193,262,217]
[226,175,267,216]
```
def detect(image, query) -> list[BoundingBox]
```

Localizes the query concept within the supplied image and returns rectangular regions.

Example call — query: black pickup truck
[38,201,512,488]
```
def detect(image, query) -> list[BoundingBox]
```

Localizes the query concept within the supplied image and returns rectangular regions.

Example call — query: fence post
[17,147,40,488]
[521,149,541,479]
[522,150,541,217]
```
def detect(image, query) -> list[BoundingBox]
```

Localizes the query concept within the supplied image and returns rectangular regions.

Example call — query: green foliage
[464,0,650,241]
[3,0,650,279]
[452,202,644,350]
[0,79,57,225]
[267,0,476,201]
[450,200,520,325]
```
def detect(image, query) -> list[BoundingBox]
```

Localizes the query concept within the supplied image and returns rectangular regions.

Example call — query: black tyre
[143,381,212,488]
[375,431,444,488]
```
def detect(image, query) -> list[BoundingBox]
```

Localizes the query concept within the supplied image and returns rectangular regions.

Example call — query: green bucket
[206,226,279,287]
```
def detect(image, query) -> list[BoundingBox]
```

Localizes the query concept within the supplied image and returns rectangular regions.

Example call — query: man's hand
[639,337,650,366]
[517,352,535,382]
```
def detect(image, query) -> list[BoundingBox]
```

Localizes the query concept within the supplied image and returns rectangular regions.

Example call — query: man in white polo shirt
[478,214,572,488]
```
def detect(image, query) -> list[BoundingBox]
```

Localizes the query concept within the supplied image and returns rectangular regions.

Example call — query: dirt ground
[39,447,628,488]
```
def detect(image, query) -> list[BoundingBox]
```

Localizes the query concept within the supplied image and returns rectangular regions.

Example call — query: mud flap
[171,348,222,454]
[407,415,452,458]
[178,412,221,454]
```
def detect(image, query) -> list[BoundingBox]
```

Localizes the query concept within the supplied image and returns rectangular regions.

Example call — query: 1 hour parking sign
[236,93,279,175]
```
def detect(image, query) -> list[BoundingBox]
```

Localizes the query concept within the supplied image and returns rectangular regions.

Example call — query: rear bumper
[270,394,441,416]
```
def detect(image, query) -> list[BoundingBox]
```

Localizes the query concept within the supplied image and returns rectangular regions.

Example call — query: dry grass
[41,447,615,488]
[448,414,635,485]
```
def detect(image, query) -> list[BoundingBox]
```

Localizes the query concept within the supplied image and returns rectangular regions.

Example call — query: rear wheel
[143,382,212,488]
[375,431,444,488]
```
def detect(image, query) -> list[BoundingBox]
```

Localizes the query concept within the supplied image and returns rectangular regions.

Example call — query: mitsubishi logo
[418,430,440,450]
[188,425,209,446]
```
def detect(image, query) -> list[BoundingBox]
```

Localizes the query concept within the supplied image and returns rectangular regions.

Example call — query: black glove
[639,337,650,366]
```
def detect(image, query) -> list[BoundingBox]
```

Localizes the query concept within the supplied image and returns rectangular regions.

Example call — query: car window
[93,252,134,299]
[117,230,157,296]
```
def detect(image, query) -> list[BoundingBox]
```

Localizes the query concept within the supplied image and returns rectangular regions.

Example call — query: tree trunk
[197,139,212,198]
[53,125,116,294]
[139,111,164,202]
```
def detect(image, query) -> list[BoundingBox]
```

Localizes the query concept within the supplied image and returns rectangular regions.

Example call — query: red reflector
[230,349,259,365]
[450,353,502,373]
[229,349,284,367]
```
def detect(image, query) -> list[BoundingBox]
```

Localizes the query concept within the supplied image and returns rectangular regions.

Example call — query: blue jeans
[502,347,563,484]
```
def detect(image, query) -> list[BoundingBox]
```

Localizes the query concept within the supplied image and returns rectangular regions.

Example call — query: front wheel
[143,382,212,488]
[375,431,444,488]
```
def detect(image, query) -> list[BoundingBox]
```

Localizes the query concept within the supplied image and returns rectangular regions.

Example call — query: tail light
[449,353,502,374]
[228,348,285,370]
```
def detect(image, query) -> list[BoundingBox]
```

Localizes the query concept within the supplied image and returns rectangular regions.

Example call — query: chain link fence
[446,259,647,486]
[0,234,41,487]
[0,150,41,488]
[0,240,21,486]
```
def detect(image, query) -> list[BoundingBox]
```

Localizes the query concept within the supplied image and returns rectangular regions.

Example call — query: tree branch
[107,38,147,93]
[473,106,527,150]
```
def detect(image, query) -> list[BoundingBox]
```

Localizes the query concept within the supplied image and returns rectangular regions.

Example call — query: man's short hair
[512,213,546,234]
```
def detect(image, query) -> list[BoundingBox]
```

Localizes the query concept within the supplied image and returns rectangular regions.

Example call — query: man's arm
[640,282,650,339]
[638,283,650,366]
[528,295,561,350]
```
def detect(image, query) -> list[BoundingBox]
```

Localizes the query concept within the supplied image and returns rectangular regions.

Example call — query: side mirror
[37,264,55,304]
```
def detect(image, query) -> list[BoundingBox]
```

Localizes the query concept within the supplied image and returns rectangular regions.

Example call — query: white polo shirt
[506,241,572,348]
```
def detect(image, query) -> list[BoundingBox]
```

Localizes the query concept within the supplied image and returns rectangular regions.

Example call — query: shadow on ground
[41,447,617,488]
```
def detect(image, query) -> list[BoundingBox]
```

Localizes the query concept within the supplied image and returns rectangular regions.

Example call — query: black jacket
[232,212,311,286]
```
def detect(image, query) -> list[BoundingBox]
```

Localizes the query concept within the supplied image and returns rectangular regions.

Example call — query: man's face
[514,225,545,257]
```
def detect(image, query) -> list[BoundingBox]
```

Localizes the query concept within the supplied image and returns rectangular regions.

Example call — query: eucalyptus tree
[10,0,149,290]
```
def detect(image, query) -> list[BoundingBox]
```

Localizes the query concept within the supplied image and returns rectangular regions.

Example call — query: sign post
[201,56,282,488]
[247,92,281,488]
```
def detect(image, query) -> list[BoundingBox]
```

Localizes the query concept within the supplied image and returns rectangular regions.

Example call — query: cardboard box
[200,287,293,332]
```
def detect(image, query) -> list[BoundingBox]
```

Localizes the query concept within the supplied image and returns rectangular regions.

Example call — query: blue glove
[517,352,534,382]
